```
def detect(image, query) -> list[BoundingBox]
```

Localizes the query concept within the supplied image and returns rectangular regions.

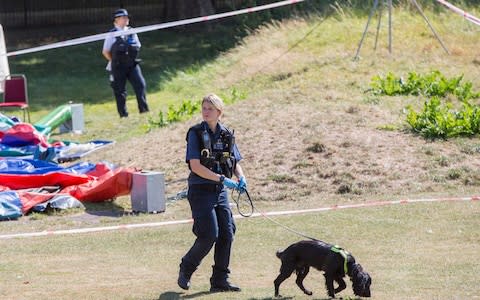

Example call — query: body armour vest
[187,123,237,178]
[110,28,139,67]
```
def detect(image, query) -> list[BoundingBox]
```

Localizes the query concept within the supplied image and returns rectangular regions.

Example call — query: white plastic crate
[131,171,166,213]
[59,103,84,134]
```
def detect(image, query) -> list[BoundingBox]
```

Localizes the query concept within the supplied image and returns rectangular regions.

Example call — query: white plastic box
[131,171,166,213]
[59,103,84,134]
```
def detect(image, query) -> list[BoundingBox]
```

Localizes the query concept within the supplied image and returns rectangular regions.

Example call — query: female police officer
[102,9,149,118]
[178,93,247,292]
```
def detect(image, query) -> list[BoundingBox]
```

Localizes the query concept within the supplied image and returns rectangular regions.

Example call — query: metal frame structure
[354,0,449,60]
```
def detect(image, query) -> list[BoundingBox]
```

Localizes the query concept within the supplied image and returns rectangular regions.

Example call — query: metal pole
[388,0,392,54]
[354,0,379,60]
[411,0,449,54]
[374,0,383,51]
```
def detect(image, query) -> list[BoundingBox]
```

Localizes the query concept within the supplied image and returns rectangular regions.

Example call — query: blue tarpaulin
[0,159,97,175]
[0,191,23,220]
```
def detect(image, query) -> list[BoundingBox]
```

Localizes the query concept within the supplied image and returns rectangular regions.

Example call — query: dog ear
[356,263,364,272]
[362,273,370,285]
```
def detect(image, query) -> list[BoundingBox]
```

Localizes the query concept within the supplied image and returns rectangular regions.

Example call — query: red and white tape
[435,0,480,26]
[0,195,477,240]
[3,0,304,58]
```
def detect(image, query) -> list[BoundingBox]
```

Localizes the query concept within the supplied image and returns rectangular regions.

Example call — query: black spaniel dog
[274,240,371,298]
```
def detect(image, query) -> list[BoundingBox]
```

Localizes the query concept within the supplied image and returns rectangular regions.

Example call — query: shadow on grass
[249,297,348,300]
[248,297,294,300]
[81,200,128,218]
[156,290,297,299]
[157,291,338,300]
[158,290,212,299]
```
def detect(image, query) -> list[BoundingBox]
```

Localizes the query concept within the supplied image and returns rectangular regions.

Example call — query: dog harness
[331,245,349,274]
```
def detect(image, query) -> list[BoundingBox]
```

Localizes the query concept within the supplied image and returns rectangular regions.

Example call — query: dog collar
[331,245,349,274]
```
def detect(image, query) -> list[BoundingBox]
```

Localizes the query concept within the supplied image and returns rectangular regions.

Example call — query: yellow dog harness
[330,245,349,274]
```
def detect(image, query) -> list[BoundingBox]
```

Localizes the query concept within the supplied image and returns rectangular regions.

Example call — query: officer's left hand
[238,176,247,192]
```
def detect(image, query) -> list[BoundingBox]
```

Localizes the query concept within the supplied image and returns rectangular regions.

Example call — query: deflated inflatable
[0,161,135,217]
[0,113,136,220]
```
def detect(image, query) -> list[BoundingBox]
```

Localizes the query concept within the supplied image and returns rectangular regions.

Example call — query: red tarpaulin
[0,172,91,190]
[18,192,56,213]
[61,166,134,202]
[0,123,50,147]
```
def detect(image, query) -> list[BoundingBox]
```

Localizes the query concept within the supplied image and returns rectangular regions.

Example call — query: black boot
[210,266,241,292]
[178,260,195,290]
[210,281,241,292]
[177,271,191,290]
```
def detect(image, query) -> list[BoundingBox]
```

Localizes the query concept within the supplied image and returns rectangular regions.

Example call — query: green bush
[370,70,480,139]
[369,70,480,101]
[147,99,200,130]
[406,97,480,139]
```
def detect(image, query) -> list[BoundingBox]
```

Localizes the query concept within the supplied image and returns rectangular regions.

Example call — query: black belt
[191,184,222,192]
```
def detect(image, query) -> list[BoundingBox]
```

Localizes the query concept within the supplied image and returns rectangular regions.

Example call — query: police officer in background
[102,8,149,118]
[178,93,247,293]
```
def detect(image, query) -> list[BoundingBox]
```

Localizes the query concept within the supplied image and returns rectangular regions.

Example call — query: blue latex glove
[238,176,247,192]
[223,177,239,190]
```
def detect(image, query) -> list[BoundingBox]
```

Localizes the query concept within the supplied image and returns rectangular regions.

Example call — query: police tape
[434,0,480,26]
[0,195,477,239]
[3,0,305,58]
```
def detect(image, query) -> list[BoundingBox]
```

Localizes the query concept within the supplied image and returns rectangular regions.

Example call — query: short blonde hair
[202,93,224,117]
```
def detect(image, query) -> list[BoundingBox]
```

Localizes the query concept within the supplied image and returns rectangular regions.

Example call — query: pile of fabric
[0,113,134,220]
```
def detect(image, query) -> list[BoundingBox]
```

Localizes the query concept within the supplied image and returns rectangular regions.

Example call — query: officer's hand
[223,178,239,190]
[238,176,247,192]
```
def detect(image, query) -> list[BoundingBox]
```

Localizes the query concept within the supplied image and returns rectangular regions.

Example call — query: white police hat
[113,9,129,19]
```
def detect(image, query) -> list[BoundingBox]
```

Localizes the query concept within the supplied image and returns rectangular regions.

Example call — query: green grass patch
[0,202,478,299]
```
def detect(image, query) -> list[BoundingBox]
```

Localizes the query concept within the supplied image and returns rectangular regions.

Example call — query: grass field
[1,2,480,299]
[1,201,478,299]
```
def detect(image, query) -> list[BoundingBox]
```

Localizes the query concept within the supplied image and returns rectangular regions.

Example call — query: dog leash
[231,189,319,241]
[232,189,352,274]
[231,189,254,217]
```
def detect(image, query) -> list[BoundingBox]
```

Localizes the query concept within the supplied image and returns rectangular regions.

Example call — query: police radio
[201,129,212,158]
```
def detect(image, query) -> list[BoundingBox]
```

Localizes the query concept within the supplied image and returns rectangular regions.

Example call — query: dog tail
[276,250,284,259]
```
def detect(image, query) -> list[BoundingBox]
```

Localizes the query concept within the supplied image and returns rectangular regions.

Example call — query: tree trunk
[164,0,215,21]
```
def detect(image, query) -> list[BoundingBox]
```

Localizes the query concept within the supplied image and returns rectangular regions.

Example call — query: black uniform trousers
[110,63,149,117]
[180,184,236,285]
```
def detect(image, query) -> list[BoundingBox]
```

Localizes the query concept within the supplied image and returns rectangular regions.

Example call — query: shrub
[369,70,480,101]
[370,70,480,139]
[147,99,200,130]
[406,97,480,139]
